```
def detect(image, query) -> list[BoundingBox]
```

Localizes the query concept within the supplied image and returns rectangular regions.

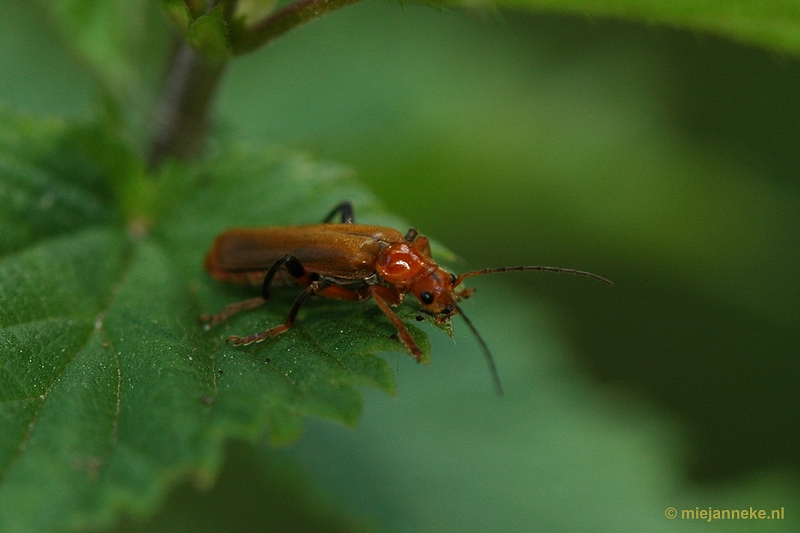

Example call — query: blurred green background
[2,0,798,531]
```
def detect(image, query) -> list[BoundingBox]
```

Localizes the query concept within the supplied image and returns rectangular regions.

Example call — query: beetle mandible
[201,202,612,395]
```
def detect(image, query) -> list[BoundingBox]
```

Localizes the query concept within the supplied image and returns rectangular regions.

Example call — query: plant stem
[148,40,226,169]
[232,0,365,54]
[146,0,361,166]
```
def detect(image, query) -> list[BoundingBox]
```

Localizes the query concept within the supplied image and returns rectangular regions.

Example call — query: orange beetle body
[205,222,463,317]
[206,224,406,285]
[202,202,612,394]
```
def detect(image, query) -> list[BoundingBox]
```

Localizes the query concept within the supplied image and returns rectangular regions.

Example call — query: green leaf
[448,0,800,55]
[0,113,440,532]
[162,0,193,36]
[0,115,117,254]
[235,0,280,26]
[187,4,232,60]
[36,0,169,136]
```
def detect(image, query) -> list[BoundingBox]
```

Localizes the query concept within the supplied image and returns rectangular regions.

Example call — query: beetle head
[408,268,460,318]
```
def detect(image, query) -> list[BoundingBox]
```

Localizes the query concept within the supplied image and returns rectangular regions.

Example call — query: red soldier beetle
[201,202,612,395]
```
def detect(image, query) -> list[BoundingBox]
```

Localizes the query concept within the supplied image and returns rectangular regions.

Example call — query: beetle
[201,202,612,394]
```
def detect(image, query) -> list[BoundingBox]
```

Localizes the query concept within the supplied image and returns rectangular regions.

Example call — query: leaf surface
[0,115,436,532]
[442,0,800,55]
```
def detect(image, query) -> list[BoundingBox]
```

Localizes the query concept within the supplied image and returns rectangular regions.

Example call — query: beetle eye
[449,274,457,286]
[420,291,434,305]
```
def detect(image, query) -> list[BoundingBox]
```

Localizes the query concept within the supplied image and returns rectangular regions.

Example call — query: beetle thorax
[376,243,438,286]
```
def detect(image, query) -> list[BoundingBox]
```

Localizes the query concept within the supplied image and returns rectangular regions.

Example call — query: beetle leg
[200,297,266,329]
[261,255,368,303]
[321,201,354,224]
[403,227,433,256]
[227,281,327,346]
[411,234,431,255]
[316,283,365,301]
[368,285,425,364]
[260,254,312,299]
[403,228,433,255]
[202,254,312,328]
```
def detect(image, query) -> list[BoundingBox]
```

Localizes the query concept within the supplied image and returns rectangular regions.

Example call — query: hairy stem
[148,40,226,169]
[232,0,365,54]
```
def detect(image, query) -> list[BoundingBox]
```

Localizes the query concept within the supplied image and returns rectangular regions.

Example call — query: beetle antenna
[454,266,612,287]
[455,304,504,397]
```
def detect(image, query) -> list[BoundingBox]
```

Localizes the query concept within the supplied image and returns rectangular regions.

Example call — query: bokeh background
[2,0,798,531]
